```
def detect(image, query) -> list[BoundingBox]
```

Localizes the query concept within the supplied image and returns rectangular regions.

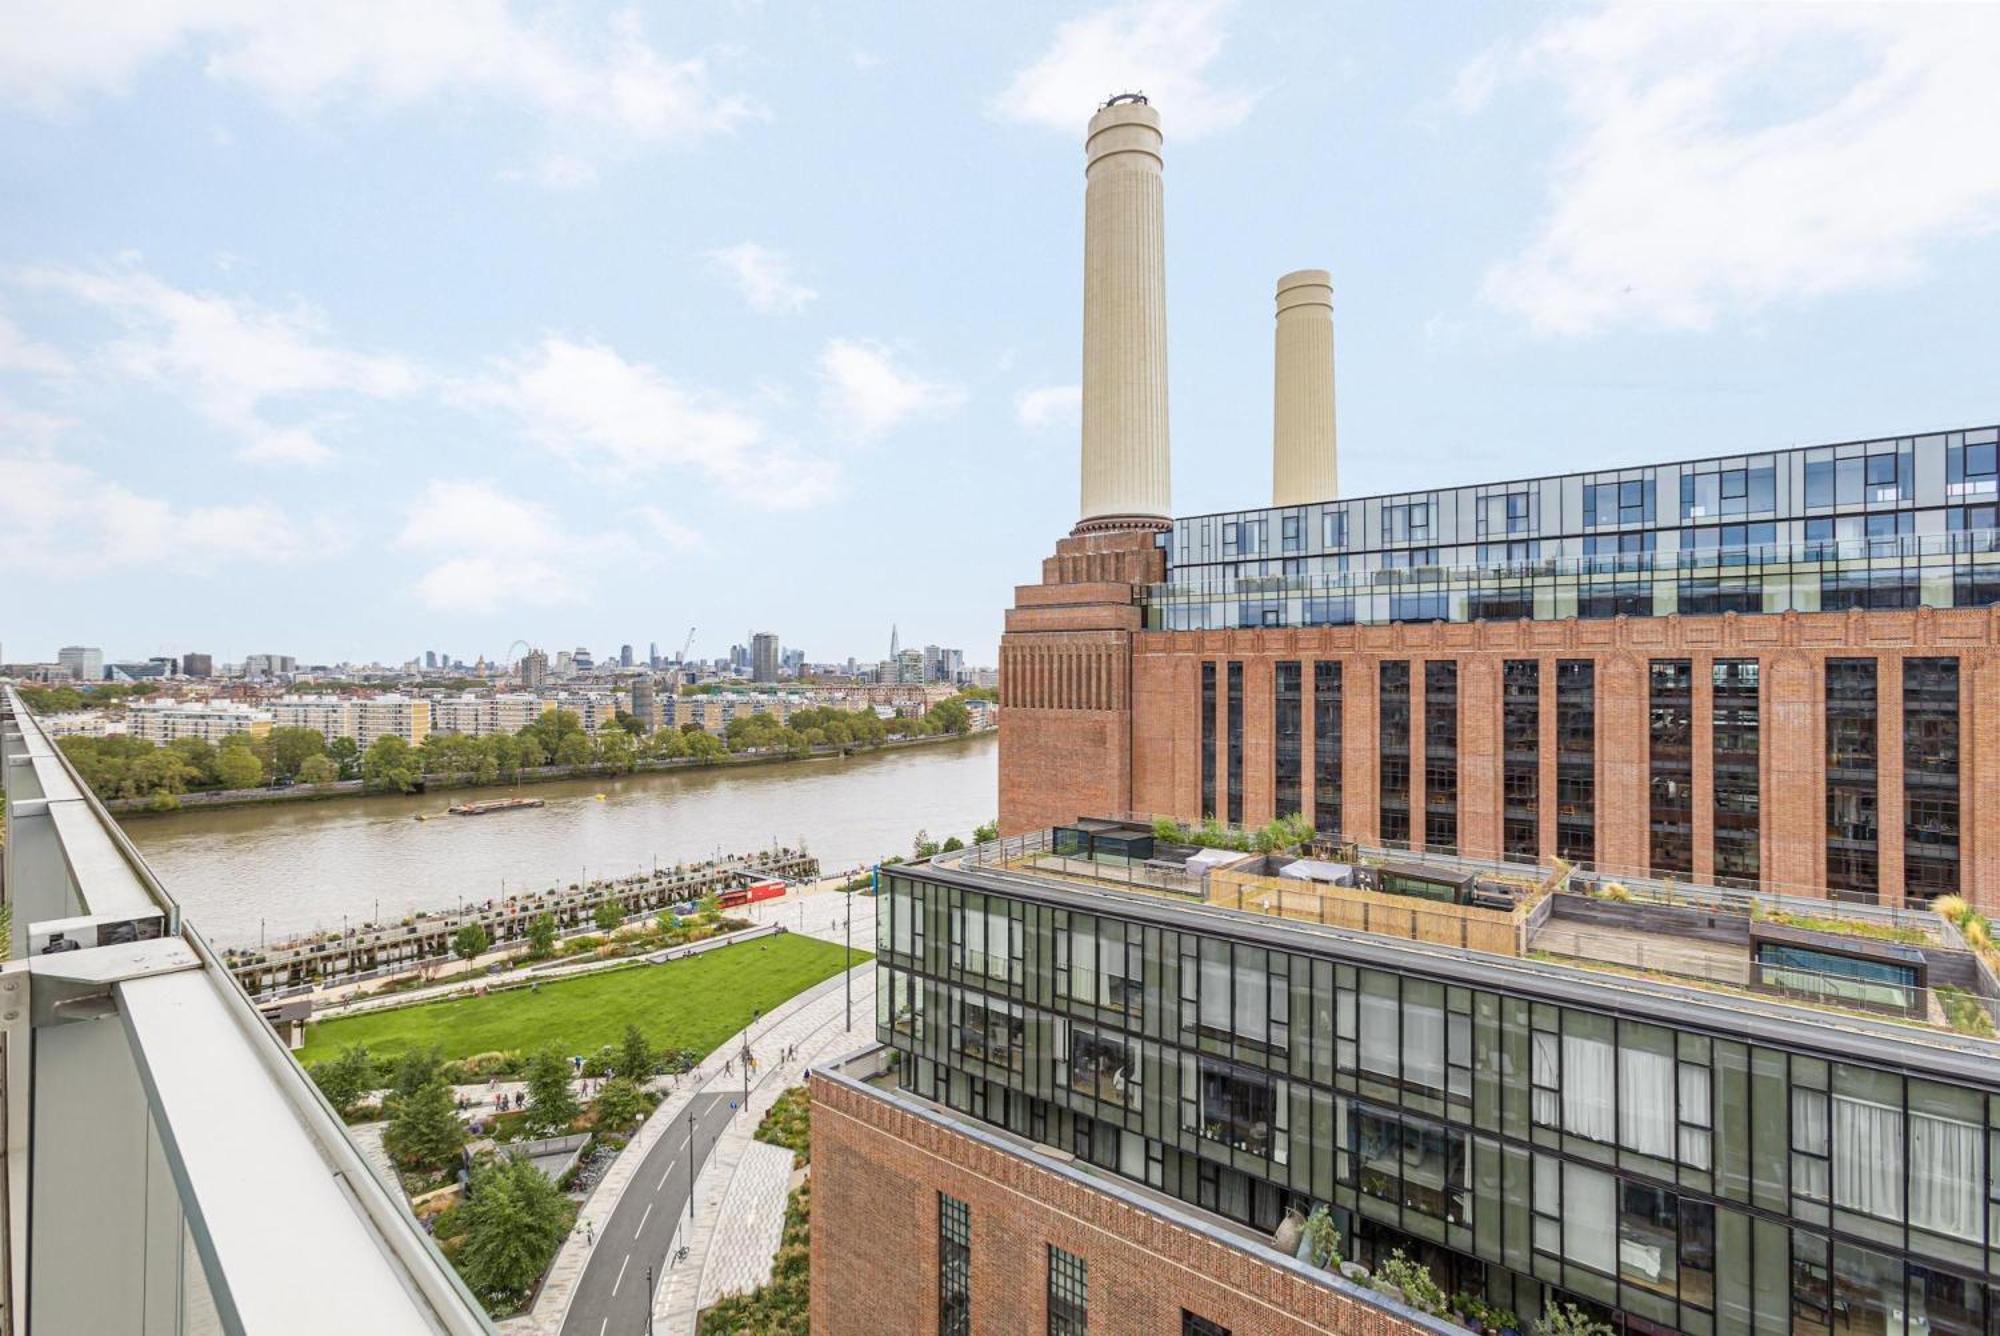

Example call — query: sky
[3,1,1999,669]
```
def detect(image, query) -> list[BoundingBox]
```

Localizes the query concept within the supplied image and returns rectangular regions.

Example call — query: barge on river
[445,797,546,817]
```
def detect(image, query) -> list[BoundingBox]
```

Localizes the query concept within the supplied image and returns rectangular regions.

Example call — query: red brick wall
[809,1073,1435,1336]
[1002,583,2000,906]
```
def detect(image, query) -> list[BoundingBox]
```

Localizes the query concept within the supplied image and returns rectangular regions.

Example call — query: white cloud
[396,480,570,612]
[19,262,419,465]
[0,453,336,574]
[500,153,601,191]
[997,0,1255,139]
[1015,383,1081,431]
[1458,4,2000,335]
[0,3,755,157]
[0,311,74,376]
[816,338,965,441]
[707,242,816,314]
[462,336,827,507]
[628,504,702,551]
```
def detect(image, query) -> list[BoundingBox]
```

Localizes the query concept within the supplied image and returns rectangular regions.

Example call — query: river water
[123,733,997,947]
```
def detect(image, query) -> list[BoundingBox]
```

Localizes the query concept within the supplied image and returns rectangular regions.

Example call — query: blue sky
[3,2,1998,668]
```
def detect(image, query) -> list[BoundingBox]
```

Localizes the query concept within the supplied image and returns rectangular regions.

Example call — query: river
[123,733,997,947]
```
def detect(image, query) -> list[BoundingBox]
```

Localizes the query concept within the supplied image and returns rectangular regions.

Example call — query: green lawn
[297,934,862,1067]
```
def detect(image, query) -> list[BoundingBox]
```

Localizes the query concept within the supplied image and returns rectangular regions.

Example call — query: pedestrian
[585,1220,594,1246]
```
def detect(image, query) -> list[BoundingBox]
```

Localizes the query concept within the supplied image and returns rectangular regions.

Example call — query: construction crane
[671,627,697,688]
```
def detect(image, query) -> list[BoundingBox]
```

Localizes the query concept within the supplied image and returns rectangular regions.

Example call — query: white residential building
[128,700,273,744]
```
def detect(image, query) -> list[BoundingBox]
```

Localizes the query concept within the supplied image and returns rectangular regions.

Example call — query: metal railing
[1,685,491,1335]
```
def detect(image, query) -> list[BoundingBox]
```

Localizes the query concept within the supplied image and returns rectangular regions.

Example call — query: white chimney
[1272,269,1338,506]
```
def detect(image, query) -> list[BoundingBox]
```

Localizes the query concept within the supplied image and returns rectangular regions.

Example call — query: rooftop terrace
[931,820,2000,1057]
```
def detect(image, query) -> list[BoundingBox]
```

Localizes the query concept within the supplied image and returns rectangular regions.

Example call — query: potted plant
[1301,1206,1341,1269]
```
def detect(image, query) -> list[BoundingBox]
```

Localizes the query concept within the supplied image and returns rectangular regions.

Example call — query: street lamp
[741,1008,759,1112]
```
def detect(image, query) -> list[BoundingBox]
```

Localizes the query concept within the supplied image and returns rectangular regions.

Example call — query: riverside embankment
[125,729,995,946]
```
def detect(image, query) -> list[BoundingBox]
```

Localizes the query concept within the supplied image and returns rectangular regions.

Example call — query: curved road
[560,1089,738,1336]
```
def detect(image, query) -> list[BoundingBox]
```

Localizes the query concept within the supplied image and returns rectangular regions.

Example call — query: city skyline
[5,5,1998,662]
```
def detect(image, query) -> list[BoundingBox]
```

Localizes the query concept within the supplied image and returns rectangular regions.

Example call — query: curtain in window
[1098,931,1124,1006]
[1909,1112,1982,1240]
[1359,989,1400,1080]
[1564,1161,1617,1274]
[1071,922,1097,1002]
[1793,1088,1830,1200]
[1199,953,1232,1032]
[1404,999,1445,1093]
[985,908,1012,979]
[890,888,914,955]
[1619,1046,1676,1157]
[1833,1096,1904,1220]
[1532,1032,1561,1126]
[1563,1032,1617,1142]
[1233,961,1268,1041]
[1677,1065,1712,1168]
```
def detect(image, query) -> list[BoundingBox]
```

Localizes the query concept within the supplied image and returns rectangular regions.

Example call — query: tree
[527,912,557,959]
[453,1155,573,1307]
[616,1023,654,1081]
[592,1075,647,1132]
[972,819,999,845]
[912,829,940,860]
[595,727,637,773]
[267,726,328,780]
[213,742,264,790]
[297,753,339,785]
[940,835,965,853]
[362,735,421,792]
[390,1046,445,1100]
[452,922,490,964]
[594,899,624,934]
[310,1045,374,1116]
[383,1079,467,1170]
[928,698,972,735]
[327,735,361,780]
[523,1049,578,1135]
[553,732,594,768]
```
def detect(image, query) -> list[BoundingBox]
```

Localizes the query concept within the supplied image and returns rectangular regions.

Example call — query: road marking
[637,1202,653,1236]
[612,1252,630,1296]
[597,1320,607,1336]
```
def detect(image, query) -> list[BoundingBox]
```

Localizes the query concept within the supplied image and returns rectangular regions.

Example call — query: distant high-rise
[648,640,660,668]
[751,632,780,683]
[520,648,549,690]
[424,650,437,670]
[629,677,658,733]
[572,647,594,672]
[57,646,103,681]
[620,644,635,668]
[182,652,213,678]
[889,624,900,661]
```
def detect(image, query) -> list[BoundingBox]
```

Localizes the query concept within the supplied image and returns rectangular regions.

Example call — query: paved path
[651,968,876,1333]
[694,1140,796,1310]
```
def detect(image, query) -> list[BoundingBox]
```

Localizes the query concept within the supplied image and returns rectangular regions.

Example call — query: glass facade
[1904,658,1960,905]
[1556,661,1595,865]
[1426,661,1460,855]
[878,868,2000,1336]
[1276,662,1302,821]
[1314,662,1342,838]
[1825,659,1880,903]
[1148,426,2000,631]
[1650,660,1695,877]
[1504,661,1540,862]
[1227,662,1244,827]
[1712,661,1761,889]
[1380,662,1412,847]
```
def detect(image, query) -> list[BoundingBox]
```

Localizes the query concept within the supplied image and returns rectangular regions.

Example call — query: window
[1226,662,1244,826]
[1504,660,1539,860]
[1618,1024,1676,1158]
[1805,457,1835,507]
[1183,1054,1283,1159]
[1904,658,1960,904]
[939,1193,971,1336]
[1182,1313,1230,1336]
[1313,662,1342,837]
[1280,513,1301,553]
[951,897,1019,982]
[1556,661,1595,863]
[1048,1246,1087,1335]
[1059,915,1142,1014]
[1353,1106,1470,1223]
[1423,661,1459,854]
[955,995,1024,1071]
[1322,510,1348,548]
[1947,438,1999,498]
[1712,660,1760,887]
[1386,501,1432,543]
[1532,1017,1615,1141]
[1201,663,1217,818]
[1825,659,1879,902]
[1275,662,1302,820]
[1585,478,1653,526]
[1832,1064,1903,1221]
[1066,1028,1139,1109]
[1619,1181,1678,1297]
[1379,661,1412,845]
[1648,660,1693,876]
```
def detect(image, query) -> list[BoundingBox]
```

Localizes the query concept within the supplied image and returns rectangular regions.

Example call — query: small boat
[448,797,547,817]
[594,793,607,802]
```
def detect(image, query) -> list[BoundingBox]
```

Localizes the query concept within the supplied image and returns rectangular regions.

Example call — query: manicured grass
[298,934,862,1067]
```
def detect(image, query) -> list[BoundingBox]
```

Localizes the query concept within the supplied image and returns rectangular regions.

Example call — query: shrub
[1374,1250,1448,1317]
[1534,1303,1613,1336]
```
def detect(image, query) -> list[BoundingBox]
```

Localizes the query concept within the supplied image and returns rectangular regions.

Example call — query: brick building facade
[810,1068,1440,1336]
